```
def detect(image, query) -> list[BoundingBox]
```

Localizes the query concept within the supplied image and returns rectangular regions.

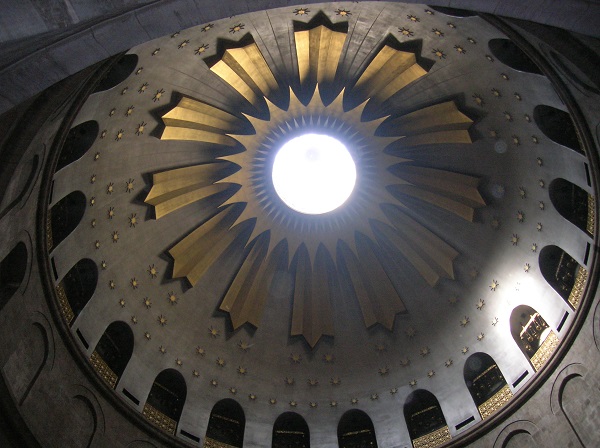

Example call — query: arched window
[55,120,99,171]
[205,399,246,447]
[90,321,134,389]
[0,241,27,312]
[272,412,310,448]
[57,258,98,325]
[337,409,378,448]
[404,390,451,446]
[510,306,558,371]
[464,353,512,419]
[93,54,139,92]
[533,105,583,154]
[488,39,543,75]
[143,369,187,435]
[539,245,587,309]
[48,191,86,251]
[549,179,593,235]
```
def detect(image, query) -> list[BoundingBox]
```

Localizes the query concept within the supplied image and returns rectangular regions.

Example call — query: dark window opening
[549,179,591,234]
[56,121,99,171]
[404,390,447,441]
[62,258,98,320]
[206,399,246,447]
[147,369,187,424]
[464,353,509,409]
[510,306,551,363]
[539,245,583,305]
[338,409,378,448]
[94,321,134,385]
[49,191,86,251]
[488,39,542,75]
[533,105,582,154]
[272,412,310,448]
[426,6,477,17]
[93,54,138,93]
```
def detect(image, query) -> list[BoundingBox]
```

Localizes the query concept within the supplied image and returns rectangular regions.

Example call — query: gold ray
[169,206,246,286]
[351,44,428,105]
[145,164,232,219]
[391,166,485,221]
[160,97,242,145]
[295,25,346,96]
[219,233,279,329]
[210,42,280,107]
[340,238,406,330]
[387,101,473,147]
[291,245,335,347]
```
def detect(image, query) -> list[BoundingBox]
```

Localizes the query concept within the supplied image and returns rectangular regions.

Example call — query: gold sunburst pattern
[145,23,485,347]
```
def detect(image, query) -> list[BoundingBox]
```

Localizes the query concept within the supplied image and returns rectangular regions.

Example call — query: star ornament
[146,24,484,348]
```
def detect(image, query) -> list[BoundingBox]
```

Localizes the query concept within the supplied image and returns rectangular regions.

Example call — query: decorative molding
[203,437,238,448]
[56,282,74,324]
[478,384,513,419]
[531,331,560,371]
[568,266,587,309]
[412,426,451,448]
[90,351,118,389]
[142,402,177,435]
[587,194,595,235]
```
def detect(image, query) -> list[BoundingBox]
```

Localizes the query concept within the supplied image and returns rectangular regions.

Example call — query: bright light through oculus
[272,134,356,214]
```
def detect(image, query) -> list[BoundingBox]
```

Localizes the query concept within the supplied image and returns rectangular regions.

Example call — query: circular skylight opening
[272,133,357,214]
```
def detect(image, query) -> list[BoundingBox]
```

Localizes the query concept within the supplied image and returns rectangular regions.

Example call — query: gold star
[524,263,531,273]
[476,299,485,310]
[330,400,338,407]
[192,370,200,377]
[210,379,218,387]
[512,135,520,146]
[238,341,250,351]
[323,353,334,363]
[375,343,386,352]
[468,37,477,44]
[492,317,499,326]
[148,264,158,278]
[427,370,435,378]
[460,316,470,327]
[405,327,417,338]
[135,67,143,75]
[126,178,135,192]
[407,14,419,22]
[100,130,107,138]
[229,23,244,33]
[128,213,138,227]
[486,54,494,62]
[91,174,97,184]
[130,277,139,289]
[519,187,526,199]
[515,93,522,101]
[229,387,237,394]
[409,379,417,387]
[144,332,151,340]
[176,358,183,367]
[290,353,302,363]
[109,108,116,117]
[125,106,134,116]
[100,260,107,269]
[399,27,414,37]
[143,297,152,308]
[378,366,389,375]
[216,357,226,367]
[131,316,138,324]
[399,357,410,367]
[448,22,456,28]
[539,201,545,210]
[151,48,160,56]
[461,346,469,354]
[491,217,500,229]
[194,44,209,55]
[531,243,538,252]
[106,183,114,194]
[473,94,484,106]
[537,223,543,231]
[390,387,398,395]
[420,347,430,357]
[168,291,178,304]
[454,45,466,54]
[269,398,277,405]
[490,280,499,291]
[501,73,509,80]
[425,9,434,14]
[511,234,519,245]
[532,135,539,144]
[432,28,444,37]
[152,89,165,102]
[351,398,359,404]
[432,48,446,59]
[308,379,319,386]
[330,377,341,386]
[196,347,206,356]
[489,129,499,139]
[109,280,115,289]
[248,394,257,401]
[201,24,213,32]
[178,40,189,49]
[118,298,126,307]
[157,314,167,326]
[237,366,247,375]
[208,326,219,337]
[445,359,453,367]
[537,157,543,166]
[159,346,166,354]
[504,111,513,121]
[336,9,351,16]
[293,8,309,15]
[138,82,149,93]
[284,377,295,386]
[290,400,297,407]
[491,88,501,98]
[89,197,96,206]
[477,332,485,341]
[370,393,378,400]
[517,211,525,222]
[112,231,119,243]
[108,207,115,219]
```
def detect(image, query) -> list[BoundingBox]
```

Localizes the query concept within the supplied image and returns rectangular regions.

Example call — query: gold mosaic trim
[412,426,451,448]
[568,266,587,309]
[531,330,559,372]
[203,437,238,448]
[90,351,118,389]
[478,384,513,419]
[46,209,53,251]
[56,282,74,324]
[587,194,595,235]
[143,402,177,435]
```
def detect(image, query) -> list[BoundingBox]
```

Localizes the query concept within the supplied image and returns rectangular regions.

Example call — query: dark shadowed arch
[404,389,448,442]
[539,245,584,308]
[49,191,86,251]
[533,105,583,154]
[92,321,134,388]
[488,38,543,74]
[144,369,187,435]
[272,411,309,448]
[337,409,378,448]
[206,398,246,447]
[55,121,99,171]
[549,178,592,235]
[60,258,98,324]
